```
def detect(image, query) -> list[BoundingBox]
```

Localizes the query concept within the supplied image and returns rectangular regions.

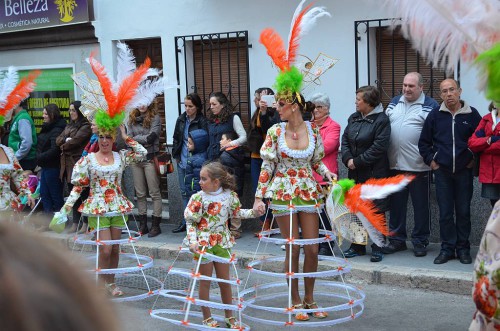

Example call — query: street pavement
[43,223,478,330]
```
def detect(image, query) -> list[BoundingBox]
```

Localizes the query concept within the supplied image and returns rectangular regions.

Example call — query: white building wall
[0,0,489,143]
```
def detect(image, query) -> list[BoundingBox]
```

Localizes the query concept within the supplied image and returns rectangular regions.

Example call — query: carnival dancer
[56,41,165,296]
[184,162,262,328]
[252,0,334,321]
[0,67,39,214]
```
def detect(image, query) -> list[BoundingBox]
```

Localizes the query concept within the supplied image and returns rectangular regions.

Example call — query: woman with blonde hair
[127,101,163,237]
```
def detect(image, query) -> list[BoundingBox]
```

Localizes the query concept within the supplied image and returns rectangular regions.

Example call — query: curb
[45,232,473,296]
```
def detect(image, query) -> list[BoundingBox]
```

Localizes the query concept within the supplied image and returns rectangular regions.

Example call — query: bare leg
[213,261,233,318]
[198,262,214,320]
[108,226,122,284]
[97,228,112,284]
[298,212,319,304]
[276,214,301,305]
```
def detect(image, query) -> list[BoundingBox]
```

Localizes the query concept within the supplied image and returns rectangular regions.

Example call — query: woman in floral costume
[253,92,336,321]
[61,125,147,296]
[0,126,34,213]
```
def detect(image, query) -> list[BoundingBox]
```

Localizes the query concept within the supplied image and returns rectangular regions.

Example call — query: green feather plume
[95,109,125,134]
[476,43,500,102]
[275,66,303,95]
[0,115,4,126]
[335,179,355,205]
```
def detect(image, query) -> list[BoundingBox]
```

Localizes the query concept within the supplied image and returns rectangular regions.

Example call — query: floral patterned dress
[183,188,256,249]
[470,203,500,330]
[64,137,147,216]
[0,145,30,211]
[255,122,330,213]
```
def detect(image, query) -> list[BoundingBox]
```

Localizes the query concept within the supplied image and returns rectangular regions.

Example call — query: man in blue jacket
[418,78,481,265]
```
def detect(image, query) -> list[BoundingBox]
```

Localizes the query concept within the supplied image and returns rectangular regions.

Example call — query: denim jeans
[389,170,431,246]
[434,167,473,255]
[40,167,64,213]
[177,163,189,226]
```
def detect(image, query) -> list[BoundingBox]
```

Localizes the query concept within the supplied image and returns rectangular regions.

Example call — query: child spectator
[219,131,245,239]
[184,129,209,199]
[183,162,262,328]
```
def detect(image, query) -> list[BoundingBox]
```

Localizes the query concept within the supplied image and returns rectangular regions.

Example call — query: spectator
[469,101,500,207]
[419,78,481,264]
[207,92,247,236]
[56,101,92,233]
[171,93,208,233]
[219,131,245,239]
[309,92,341,256]
[0,222,120,331]
[206,92,247,161]
[384,72,439,257]
[341,85,391,263]
[248,87,280,235]
[8,100,37,171]
[127,102,163,237]
[37,104,66,214]
[184,129,209,203]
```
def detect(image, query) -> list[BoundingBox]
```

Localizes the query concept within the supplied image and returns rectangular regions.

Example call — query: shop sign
[19,67,75,133]
[0,0,90,34]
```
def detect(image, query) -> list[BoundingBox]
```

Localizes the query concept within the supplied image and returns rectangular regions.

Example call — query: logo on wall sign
[54,0,77,23]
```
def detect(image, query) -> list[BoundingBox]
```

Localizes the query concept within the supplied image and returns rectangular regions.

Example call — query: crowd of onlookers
[2,72,498,267]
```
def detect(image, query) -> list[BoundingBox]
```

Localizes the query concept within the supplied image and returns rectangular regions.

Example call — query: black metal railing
[174,31,251,126]
[354,18,457,106]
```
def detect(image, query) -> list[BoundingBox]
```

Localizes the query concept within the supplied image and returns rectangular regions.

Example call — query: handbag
[153,149,174,176]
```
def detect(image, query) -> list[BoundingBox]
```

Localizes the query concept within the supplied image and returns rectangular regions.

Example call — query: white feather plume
[286,0,331,63]
[384,0,500,72]
[0,67,19,108]
[355,212,386,247]
[359,176,413,201]
[116,41,137,88]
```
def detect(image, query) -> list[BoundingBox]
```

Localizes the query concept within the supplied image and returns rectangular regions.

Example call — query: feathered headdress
[259,0,330,103]
[384,0,500,101]
[80,41,176,135]
[0,67,40,125]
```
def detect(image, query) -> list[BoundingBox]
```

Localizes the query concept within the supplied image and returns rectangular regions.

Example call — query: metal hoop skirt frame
[150,309,251,331]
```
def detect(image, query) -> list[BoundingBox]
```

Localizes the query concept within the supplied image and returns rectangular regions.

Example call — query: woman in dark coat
[341,85,391,262]
[56,101,92,232]
[171,93,208,233]
[37,103,67,214]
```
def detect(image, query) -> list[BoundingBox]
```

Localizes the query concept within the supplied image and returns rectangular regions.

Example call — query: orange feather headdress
[0,67,40,125]
[259,0,330,103]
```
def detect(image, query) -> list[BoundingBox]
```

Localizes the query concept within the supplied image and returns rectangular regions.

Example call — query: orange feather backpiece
[344,186,390,236]
[112,57,151,117]
[287,2,313,67]
[2,70,41,114]
[259,28,288,71]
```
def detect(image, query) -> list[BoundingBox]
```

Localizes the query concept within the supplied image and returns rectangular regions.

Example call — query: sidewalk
[45,223,475,296]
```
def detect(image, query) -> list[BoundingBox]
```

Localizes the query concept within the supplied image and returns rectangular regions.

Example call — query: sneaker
[318,246,333,256]
[370,250,384,262]
[413,243,427,257]
[343,247,366,258]
[381,241,407,254]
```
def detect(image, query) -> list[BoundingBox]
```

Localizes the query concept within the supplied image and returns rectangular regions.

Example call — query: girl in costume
[184,161,262,328]
[0,67,39,214]
[253,0,334,321]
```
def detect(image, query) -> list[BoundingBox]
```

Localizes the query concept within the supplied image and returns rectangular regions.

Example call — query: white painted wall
[1,0,490,144]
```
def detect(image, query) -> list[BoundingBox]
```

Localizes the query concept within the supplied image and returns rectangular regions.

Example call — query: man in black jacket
[418,79,481,265]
